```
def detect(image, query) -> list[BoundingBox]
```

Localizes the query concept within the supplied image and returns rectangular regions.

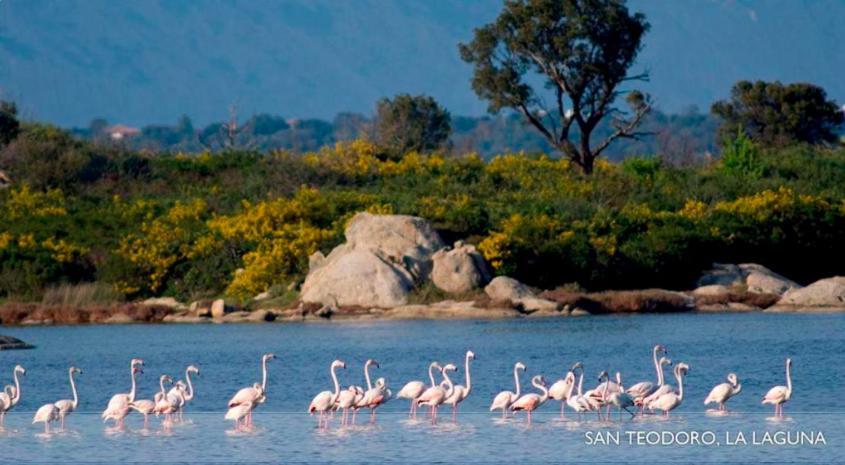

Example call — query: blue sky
[1,0,843,126]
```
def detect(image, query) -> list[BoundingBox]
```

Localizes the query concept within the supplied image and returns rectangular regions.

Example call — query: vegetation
[712,80,845,147]
[374,94,452,158]
[459,0,651,174]
[2,116,845,304]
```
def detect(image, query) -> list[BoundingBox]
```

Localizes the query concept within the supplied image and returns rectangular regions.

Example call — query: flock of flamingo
[0,345,795,433]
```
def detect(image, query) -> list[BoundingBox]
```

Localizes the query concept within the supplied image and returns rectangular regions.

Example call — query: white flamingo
[607,372,636,419]
[396,362,441,418]
[168,365,199,420]
[511,375,549,425]
[443,350,475,420]
[50,366,82,429]
[549,362,580,417]
[627,344,668,400]
[308,359,346,429]
[359,377,390,423]
[336,385,363,426]
[650,363,689,416]
[102,358,144,428]
[640,357,675,411]
[704,373,742,412]
[225,400,254,430]
[153,375,177,426]
[0,365,25,426]
[227,353,275,428]
[566,366,592,416]
[489,362,525,417]
[128,394,158,429]
[417,363,456,423]
[762,358,792,416]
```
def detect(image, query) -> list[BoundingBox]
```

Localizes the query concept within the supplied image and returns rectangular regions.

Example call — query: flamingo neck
[442,370,455,398]
[159,377,168,396]
[464,355,472,394]
[427,364,437,387]
[534,378,549,403]
[12,370,21,404]
[785,362,792,398]
[184,369,195,401]
[261,357,269,392]
[732,382,742,396]
[129,368,137,402]
[616,372,624,391]
[601,374,610,399]
[513,366,522,398]
[69,369,78,409]
[566,375,576,398]
[330,365,341,403]
[652,348,661,383]
[676,370,684,401]
[364,362,373,391]
[577,371,584,396]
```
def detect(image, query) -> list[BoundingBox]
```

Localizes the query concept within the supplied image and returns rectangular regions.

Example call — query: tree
[0,100,20,147]
[374,94,451,157]
[712,80,845,147]
[459,0,651,174]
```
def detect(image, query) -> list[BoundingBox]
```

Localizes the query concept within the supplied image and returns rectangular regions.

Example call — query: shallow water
[1,312,843,464]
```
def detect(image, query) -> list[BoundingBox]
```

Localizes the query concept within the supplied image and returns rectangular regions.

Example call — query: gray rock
[775,277,845,308]
[691,284,731,296]
[0,335,34,350]
[431,242,492,293]
[741,264,800,295]
[141,297,188,310]
[484,276,534,301]
[696,263,743,287]
[301,213,444,308]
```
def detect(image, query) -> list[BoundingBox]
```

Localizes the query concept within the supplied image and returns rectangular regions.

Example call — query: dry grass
[540,289,692,314]
[693,291,780,309]
[41,283,123,307]
[0,302,175,325]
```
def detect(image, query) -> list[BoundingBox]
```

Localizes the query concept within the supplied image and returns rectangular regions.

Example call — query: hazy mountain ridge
[1,0,843,126]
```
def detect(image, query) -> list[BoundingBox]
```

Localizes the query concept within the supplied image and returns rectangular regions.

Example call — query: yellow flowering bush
[3,185,67,219]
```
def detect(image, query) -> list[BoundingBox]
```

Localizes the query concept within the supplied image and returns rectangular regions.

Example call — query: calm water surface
[1,312,843,464]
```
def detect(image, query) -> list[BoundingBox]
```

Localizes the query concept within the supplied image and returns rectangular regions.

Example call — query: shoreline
[1,296,842,328]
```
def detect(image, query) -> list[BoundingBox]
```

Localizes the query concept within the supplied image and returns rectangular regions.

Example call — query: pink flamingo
[443,350,475,421]
[102,358,143,428]
[762,358,792,416]
[0,365,25,426]
[227,353,275,428]
[417,363,456,424]
[489,362,525,418]
[308,360,346,429]
[511,375,549,425]
[396,362,441,418]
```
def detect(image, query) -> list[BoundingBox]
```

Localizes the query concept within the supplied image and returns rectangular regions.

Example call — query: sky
[1,0,844,127]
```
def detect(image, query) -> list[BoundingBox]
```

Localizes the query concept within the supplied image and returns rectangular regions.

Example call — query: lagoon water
[1,312,844,464]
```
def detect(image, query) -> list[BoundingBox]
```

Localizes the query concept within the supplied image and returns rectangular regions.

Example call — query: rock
[484,276,534,302]
[221,311,251,323]
[696,263,744,287]
[692,284,731,296]
[103,313,136,324]
[431,242,492,293]
[0,335,34,350]
[742,265,800,295]
[300,213,445,307]
[247,310,276,322]
[191,300,212,317]
[385,300,519,320]
[570,308,590,317]
[696,263,800,296]
[163,314,207,324]
[774,277,845,309]
[210,299,230,318]
[141,297,187,310]
[727,302,760,312]
[518,297,561,313]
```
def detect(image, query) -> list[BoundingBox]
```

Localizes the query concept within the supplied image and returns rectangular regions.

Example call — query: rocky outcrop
[300,213,444,307]
[696,263,800,296]
[484,276,560,313]
[770,277,845,311]
[431,241,491,293]
[0,335,34,350]
[141,297,188,311]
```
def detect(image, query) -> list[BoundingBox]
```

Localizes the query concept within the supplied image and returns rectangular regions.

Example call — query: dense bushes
[2,127,845,302]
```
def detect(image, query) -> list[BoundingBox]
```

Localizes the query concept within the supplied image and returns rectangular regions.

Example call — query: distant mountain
[1,0,843,127]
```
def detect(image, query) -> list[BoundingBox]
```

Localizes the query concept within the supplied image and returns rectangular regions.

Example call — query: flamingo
[443,350,475,420]
[128,394,158,429]
[489,362,526,418]
[511,375,549,425]
[336,385,363,426]
[153,375,177,426]
[417,363,456,423]
[227,353,275,428]
[650,363,689,416]
[704,373,742,412]
[225,400,254,431]
[168,365,199,421]
[52,366,82,429]
[627,345,668,400]
[32,404,59,433]
[0,365,25,426]
[396,362,441,418]
[359,377,391,423]
[102,358,144,428]
[640,357,675,412]
[565,366,592,416]
[308,359,346,429]
[607,372,636,419]
[549,369,576,418]
[762,358,792,416]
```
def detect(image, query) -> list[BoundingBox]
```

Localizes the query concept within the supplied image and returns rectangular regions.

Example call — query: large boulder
[774,277,845,309]
[696,263,800,296]
[484,276,560,313]
[0,335,34,350]
[300,213,444,308]
[431,241,492,294]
